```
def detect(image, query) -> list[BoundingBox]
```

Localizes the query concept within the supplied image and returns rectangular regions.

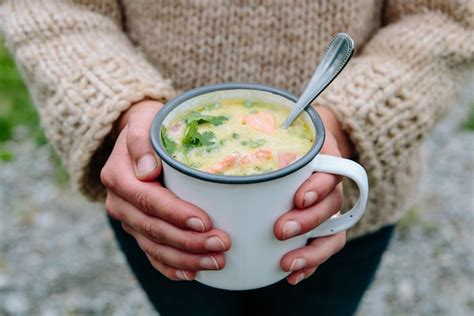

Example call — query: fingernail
[282,220,301,239]
[200,256,220,270]
[294,273,305,285]
[205,236,226,251]
[303,191,317,208]
[187,217,206,232]
[289,258,306,271]
[136,154,157,176]
[176,270,191,281]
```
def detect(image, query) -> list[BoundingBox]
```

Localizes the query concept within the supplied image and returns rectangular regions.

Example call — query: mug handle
[305,154,369,238]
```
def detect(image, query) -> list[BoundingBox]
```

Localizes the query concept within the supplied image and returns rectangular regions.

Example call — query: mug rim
[150,83,325,184]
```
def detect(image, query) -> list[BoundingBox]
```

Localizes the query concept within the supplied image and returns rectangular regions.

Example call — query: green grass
[462,100,474,131]
[0,37,47,146]
[0,34,68,183]
[396,207,420,239]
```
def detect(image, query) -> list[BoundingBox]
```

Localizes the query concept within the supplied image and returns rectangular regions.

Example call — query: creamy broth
[161,99,314,175]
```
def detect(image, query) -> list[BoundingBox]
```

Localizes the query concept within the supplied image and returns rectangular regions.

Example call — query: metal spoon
[282,33,355,128]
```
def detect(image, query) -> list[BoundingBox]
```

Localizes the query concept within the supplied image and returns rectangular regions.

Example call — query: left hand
[273,106,355,285]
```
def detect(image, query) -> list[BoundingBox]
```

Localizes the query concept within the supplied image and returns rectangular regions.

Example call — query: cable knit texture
[0,0,472,238]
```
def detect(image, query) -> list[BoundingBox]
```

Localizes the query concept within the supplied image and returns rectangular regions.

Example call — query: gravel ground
[1,86,473,316]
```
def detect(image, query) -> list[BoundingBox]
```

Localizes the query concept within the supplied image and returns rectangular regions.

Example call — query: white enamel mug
[151,83,368,290]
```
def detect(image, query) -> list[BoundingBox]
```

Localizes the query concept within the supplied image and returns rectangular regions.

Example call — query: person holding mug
[0,1,472,315]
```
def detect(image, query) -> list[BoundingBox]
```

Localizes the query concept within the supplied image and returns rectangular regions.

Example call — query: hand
[101,100,231,281]
[274,106,355,285]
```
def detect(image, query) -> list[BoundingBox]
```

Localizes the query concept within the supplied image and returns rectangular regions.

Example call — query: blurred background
[0,33,473,315]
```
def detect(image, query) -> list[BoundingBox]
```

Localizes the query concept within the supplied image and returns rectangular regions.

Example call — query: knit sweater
[0,0,472,239]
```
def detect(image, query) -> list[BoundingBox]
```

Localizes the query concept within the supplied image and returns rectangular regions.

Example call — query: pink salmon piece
[242,112,276,133]
[278,151,298,168]
[240,149,273,165]
[207,154,238,174]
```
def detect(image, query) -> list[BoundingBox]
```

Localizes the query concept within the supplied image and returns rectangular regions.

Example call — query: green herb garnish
[244,100,253,108]
[181,112,229,149]
[184,112,228,126]
[161,126,177,154]
[232,133,240,139]
[182,122,216,148]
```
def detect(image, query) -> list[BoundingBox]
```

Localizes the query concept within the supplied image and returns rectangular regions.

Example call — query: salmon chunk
[255,149,272,160]
[207,154,238,174]
[208,149,273,174]
[242,112,276,133]
[278,151,298,168]
[240,149,273,165]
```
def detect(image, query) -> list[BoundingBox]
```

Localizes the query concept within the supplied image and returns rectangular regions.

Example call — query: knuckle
[309,211,324,228]
[148,256,166,274]
[146,243,162,262]
[153,248,163,263]
[143,221,163,243]
[126,124,143,143]
[121,223,131,234]
[135,190,153,214]
[105,196,122,220]
[164,199,186,226]
[182,235,200,252]
[127,125,148,152]
[100,165,119,192]
[100,165,112,188]
[104,195,113,213]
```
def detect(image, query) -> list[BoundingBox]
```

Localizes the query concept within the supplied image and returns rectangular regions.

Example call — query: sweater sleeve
[314,0,473,184]
[0,0,177,200]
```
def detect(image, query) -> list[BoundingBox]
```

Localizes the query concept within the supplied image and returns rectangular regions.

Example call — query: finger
[126,104,163,181]
[280,231,346,273]
[108,192,231,253]
[294,173,342,209]
[125,224,226,271]
[101,139,213,233]
[274,186,343,240]
[294,132,342,209]
[146,253,196,281]
[123,224,197,280]
[286,266,318,285]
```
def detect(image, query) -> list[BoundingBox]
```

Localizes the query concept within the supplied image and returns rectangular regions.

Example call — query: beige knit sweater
[1,0,472,238]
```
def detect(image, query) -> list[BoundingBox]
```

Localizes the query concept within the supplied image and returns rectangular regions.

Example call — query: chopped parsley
[184,112,228,126]
[181,112,229,149]
[182,122,216,148]
[160,126,177,155]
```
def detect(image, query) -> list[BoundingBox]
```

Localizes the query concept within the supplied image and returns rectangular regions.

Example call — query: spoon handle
[283,33,355,128]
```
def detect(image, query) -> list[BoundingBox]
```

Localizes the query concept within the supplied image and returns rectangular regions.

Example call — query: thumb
[125,101,164,181]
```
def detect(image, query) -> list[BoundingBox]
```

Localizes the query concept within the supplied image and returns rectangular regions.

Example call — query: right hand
[100,100,232,281]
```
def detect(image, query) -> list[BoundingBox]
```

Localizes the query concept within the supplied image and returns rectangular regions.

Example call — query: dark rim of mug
[150,83,325,184]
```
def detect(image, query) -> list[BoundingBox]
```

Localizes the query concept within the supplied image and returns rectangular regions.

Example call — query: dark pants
[108,216,395,316]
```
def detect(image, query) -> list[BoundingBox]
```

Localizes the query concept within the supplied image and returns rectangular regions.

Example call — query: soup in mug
[161,99,314,176]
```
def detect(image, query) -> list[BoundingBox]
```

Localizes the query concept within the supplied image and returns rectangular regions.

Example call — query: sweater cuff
[77,78,176,201]
[313,56,408,184]
[22,32,176,201]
